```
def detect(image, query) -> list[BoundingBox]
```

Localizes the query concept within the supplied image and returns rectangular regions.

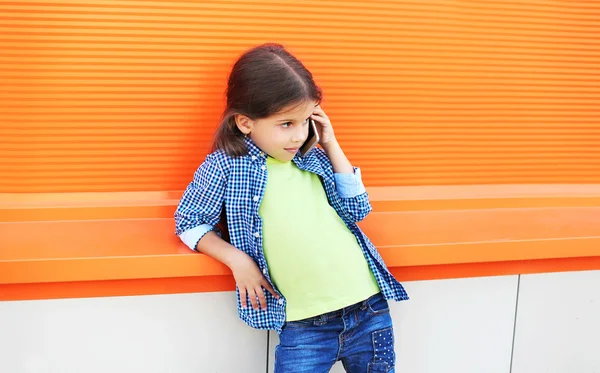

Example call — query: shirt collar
[243,136,267,161]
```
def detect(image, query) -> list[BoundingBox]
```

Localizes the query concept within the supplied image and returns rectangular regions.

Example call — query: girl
[175,43,408,373]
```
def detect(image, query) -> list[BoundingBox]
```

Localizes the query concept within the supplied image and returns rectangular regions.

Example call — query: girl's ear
[234,114,254,135]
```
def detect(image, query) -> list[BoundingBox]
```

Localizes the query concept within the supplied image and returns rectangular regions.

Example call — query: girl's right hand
[228,250,279,311]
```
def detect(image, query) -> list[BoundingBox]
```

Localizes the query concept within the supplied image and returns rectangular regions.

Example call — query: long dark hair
[213,43,322,156]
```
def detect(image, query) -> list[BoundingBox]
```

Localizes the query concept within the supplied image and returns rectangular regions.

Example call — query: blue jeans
[274,293,395,373]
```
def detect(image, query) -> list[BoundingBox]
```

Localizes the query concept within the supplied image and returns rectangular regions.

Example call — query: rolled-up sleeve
[179,224,214,251]
[174,154,226,251]
[334,167,366,198]
[333,167,372,222]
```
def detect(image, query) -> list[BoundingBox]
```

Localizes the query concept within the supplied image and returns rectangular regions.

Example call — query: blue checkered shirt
[175,137,408,333]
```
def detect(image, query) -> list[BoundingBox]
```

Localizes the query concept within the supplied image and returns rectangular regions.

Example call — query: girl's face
[236,100,318,162]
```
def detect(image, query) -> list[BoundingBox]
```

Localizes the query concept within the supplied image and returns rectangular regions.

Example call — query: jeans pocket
[367,362,392,373]
[371,326,395,370]
[367,293,390,315]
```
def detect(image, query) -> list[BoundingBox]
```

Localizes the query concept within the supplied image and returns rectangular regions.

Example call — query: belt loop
[361,297,369,311]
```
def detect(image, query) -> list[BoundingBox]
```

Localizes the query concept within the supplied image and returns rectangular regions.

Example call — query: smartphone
[300,118,320,156]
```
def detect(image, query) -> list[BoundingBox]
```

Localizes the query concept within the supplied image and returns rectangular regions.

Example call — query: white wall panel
[512,270,600,373]
[0,292,267,373]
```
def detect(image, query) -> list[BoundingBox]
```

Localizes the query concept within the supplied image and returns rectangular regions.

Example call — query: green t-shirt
[259,157,380,321]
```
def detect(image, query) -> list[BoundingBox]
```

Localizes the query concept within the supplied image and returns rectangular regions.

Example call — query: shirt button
[253,196,259,202]
[251,155,257,160]
[259,152,264,157]
[254,232,260,238]
[278,298,284,305]
[261,165,266,171]
[262,268,267,275]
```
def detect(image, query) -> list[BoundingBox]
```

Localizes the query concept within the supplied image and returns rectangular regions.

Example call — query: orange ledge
[1,185,600,301]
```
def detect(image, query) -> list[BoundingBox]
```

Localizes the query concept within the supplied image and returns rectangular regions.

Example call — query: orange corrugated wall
[2,0,600,193]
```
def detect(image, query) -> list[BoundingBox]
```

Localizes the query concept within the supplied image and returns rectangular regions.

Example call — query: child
[175,43,408,373]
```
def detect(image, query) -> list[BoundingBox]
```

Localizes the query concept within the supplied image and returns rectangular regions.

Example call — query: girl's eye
[281,122,292,128]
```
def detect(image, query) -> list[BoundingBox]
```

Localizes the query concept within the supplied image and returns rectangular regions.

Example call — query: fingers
[311,108,330,127]
[242,286,267,311]
[247,288,259,310]
[255,287,267,311]
[310,113,327,125]
[262,279,279,299]
[312,105,328,118]
[239,286,247,309]
[240,284,279,311]
[311,111,326,120]
[239,286,257,310]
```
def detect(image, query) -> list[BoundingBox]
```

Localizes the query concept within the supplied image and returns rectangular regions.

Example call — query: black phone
[300,119,319,156]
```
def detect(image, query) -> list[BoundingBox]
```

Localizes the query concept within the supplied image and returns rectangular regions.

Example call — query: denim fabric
[274,293,395,373]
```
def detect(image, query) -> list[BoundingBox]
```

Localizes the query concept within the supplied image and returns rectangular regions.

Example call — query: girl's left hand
[310,105,336,147]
